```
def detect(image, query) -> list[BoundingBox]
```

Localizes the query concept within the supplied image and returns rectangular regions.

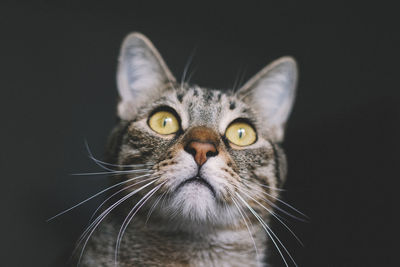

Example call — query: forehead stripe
[176,92,184,103]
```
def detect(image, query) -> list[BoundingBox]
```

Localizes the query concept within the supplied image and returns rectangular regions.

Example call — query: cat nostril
[186,147,196,157]
[206,150,218,158]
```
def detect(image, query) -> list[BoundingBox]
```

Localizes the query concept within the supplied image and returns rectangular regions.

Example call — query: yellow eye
[225,122,257,147]
[148,111,180,135]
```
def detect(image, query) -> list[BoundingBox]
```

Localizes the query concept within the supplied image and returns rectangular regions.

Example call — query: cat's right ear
[236,57,298,142]
[117,32,176,120]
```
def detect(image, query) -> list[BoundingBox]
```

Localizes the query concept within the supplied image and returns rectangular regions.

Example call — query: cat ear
[237,57,298,142]
[117,32,176,120]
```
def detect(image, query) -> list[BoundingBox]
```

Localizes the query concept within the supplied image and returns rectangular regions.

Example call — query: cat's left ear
[117,32,176,120]
[237,57,298,142]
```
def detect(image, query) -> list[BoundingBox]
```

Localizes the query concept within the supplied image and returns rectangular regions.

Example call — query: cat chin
[157,183,233,227]
[170,182,217,221]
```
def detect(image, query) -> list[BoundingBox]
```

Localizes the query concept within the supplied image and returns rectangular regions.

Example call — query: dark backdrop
[2,1,399,266]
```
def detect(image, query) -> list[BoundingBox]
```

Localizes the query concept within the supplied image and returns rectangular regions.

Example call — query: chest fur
[80,220,266,267]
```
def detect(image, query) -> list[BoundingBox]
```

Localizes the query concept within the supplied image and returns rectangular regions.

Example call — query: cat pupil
[238,128,245,138]
[162,117,171,127]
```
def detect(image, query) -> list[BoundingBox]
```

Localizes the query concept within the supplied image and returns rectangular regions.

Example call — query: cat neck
[83,215,267,266]
[122,218,266,266]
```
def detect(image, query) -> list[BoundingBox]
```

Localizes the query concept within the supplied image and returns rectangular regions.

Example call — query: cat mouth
[176,176,216,197]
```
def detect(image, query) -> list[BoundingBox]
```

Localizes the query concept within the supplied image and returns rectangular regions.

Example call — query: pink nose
[185,141,218,166]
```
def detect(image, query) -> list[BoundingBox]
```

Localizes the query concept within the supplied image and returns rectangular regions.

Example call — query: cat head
[108,33,298,229]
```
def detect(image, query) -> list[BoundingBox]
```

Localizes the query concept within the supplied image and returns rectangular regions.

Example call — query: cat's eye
[148,111,180,135]
[225,122,257,147]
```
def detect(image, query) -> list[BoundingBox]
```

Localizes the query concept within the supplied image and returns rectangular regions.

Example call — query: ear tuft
[237,56,298,142]
[117,32,176,120]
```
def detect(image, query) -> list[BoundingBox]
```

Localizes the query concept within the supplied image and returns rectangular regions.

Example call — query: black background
[2,1,399,266]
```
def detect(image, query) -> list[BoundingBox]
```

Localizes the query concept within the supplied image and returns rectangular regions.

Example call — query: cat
[73,32,299,267]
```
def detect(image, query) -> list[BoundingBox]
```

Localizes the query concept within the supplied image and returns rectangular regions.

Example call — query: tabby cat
[73,32,299,266]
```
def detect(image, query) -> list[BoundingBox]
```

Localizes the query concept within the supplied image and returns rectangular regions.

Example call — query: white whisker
[231,67,247,93]
[145,190,167,224]
[88,176,159,223]
[84,140,153,169]
[71,169,153,176]
[185,67,197,85]
[91,157,153,169]
[76,179,158,266]
[265,192,309,219]
[242,182,308,221]
[115,182,165,266]
[229,194,260,265]
[180,48,197,88]
[236,186,303,246]
[246,180,286,192]
[75,179,158,249]
[236,193,297,267]
[89,155,153,169]
[47,173,153,222]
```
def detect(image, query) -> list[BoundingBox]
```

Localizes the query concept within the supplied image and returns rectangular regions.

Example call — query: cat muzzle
[176,175,216,197]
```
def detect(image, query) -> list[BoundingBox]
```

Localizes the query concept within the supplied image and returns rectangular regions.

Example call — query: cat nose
[185,141,218,166]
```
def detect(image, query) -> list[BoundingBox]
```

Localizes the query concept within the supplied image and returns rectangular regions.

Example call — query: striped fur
[76,33,298,267]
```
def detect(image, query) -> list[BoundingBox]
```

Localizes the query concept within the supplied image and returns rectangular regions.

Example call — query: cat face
[107,33,297,228]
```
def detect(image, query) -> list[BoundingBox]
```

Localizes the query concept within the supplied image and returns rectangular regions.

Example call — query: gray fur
[75,33,298,266]
[237,57,298,142]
